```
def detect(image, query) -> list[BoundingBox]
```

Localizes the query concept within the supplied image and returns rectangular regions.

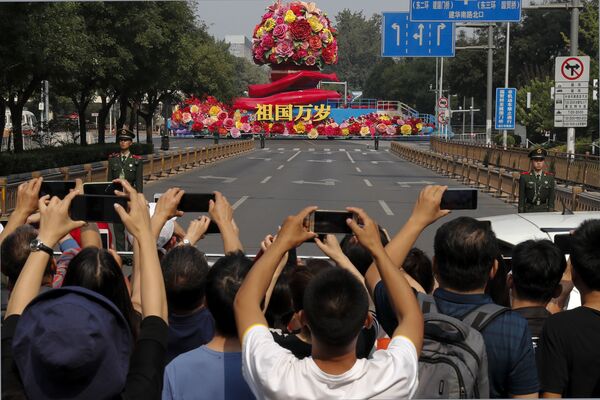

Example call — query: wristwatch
[29,238,54,256]
[181,239,191,246]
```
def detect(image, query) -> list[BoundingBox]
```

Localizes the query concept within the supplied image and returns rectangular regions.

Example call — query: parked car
[3,109,38,136]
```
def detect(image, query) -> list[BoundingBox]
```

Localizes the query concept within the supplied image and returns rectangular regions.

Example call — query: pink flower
[182,112,192,124]
[241,123,251,132]
[261,34,274,48]
[276,40,294,57]
[217,111,228,121]
[273,24,288,39]
[300,41,310,50]
[305,55,316,65]
[386,125,396,135]
[276,17,284,24]
[230,127,241,138]
[223,118,235,129]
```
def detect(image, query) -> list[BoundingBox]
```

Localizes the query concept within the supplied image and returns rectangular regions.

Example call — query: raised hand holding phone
[37,191,87,246]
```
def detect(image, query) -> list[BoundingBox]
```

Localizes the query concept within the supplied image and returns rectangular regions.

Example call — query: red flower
[261,34,274,49]
[268,52,278,63]
[322,44,336,64]
[290,3,304,15]
[191,122,204,132]
[308,35,322,51]
[271,123,285,134]
[290,19,311,40]
[349,123,361,134]
[252,123,262,133]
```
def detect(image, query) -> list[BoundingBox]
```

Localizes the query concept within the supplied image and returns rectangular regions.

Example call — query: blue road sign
[495,88,517,130]
[410,0,521,22]
[382,12,455,57]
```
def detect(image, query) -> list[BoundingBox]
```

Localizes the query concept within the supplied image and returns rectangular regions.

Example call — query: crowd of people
[1,177,599,399]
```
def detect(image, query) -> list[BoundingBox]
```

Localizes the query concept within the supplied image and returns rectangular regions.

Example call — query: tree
[326,10,381,90]
[516,76,554,141]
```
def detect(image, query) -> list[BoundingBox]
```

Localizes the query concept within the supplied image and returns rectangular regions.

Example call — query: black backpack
[413,293,508,399]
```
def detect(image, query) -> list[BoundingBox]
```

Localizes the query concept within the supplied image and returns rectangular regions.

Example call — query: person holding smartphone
[108,128,143,250]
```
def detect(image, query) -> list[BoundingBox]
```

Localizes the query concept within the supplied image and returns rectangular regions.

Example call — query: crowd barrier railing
[390,141,600,212]
[0,140,255,216]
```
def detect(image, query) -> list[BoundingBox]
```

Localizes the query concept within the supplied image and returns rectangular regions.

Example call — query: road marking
[248,157,271,161]
[364,179,373,187]
[308,148,315,151]
[339,148,346,152]
[293,147,300,151]
[307,159,334,163]
[199,176,237,183]
[370,149,376,152]
[346,152,355,164]
[379,200,394,216]
[396,180,435,188]
[356,167,362,173]
[292,179,339,186]
[371,160,393,164]
[263,148,270,151]
[354,149,361,152]
[232,195,249,210]
[260,176,272,184]
[287,151,301,162]
[324,148,330,151]
[277,148,284,151]
[277,164,285,170]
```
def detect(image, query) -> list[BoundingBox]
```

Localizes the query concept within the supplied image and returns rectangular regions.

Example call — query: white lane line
[324,148,330,151]
[356,167,362,173]
[277,164,285,170]
[354,149,361,152]
[260,176,272,184]
[287,150,301,162]
[346,151,355,164]
[309,148,315,151]
[364,179,373,187]
[370,149,376,152]
[293,147,300,151]
[232,196,249,210]
[339,148,346,152]
[277,148,284,151]
[263,148,270,151]
[379,200,394,216]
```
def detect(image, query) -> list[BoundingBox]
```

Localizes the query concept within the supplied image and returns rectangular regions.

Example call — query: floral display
[252,1,338,68]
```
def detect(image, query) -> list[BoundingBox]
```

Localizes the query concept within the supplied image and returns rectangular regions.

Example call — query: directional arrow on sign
[292,179,339,186]
[392,23,401,46]
[307,159,334,163]
[436,23,446,46]
[199,176,237,183]
[413,24,424,46]
[396,180,435,188]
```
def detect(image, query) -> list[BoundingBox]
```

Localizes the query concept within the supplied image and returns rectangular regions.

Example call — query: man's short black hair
[289,259,334,312]
[161,245,209,313]
[434,216,499,292]
[1,225,53,286]
[303,268,368,348]
[403,248,434,294]
[571,219,600,291]
[512,239,566,303]
[340,226,389,276]
[206,251,252,337]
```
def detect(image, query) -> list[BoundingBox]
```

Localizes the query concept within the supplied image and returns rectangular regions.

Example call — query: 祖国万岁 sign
[255,104,331,122]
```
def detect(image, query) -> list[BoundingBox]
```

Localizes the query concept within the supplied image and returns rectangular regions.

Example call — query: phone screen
[178,193,216,212]
[313,210,353,234]
[441,188,478,210]
[69,195,127,223]
[39,181,76,199]
[205,220,220,234]
[83,182,124,196]
[98,228,110,249]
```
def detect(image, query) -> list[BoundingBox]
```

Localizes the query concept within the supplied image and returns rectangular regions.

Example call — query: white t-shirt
[242,325,419,400]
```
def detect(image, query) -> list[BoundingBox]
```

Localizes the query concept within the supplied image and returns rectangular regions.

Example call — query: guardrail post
[572,186,583,211]
[510,171,520,203]
[0,177,6,216]
[84,164,92,182]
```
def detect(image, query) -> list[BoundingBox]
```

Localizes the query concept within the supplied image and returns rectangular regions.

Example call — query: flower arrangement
[252,1,338,68]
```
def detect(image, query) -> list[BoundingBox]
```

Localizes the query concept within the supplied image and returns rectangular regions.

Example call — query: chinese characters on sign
[410,0,521,22]
[255,104,331,122]
[494,88,516,130]
[554,56,590,128]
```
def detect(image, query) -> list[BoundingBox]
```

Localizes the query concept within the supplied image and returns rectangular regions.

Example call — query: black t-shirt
[537,306,600,397]
[513,306,551,351]
[271,318,378,359]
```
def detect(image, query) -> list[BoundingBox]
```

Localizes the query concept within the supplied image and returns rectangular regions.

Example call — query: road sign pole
[486,24,494,146]
[567,0,580,155]
[440,58,445,138]
[502,22,510,150]
[470,97,474,135]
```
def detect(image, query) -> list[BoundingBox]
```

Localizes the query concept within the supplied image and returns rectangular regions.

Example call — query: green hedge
[0,143,154,176]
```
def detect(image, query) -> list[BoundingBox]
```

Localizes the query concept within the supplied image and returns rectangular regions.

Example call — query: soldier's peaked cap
[528,148,547,159]
[117,128,135,141]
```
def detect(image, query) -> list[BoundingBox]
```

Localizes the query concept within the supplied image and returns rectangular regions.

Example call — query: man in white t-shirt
[234,188,449,399]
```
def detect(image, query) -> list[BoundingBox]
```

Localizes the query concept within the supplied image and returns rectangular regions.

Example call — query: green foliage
[493,133,516,147]
[516,76,554,136]
[0,143,153,176]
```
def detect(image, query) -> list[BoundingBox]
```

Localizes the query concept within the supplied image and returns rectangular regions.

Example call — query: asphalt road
[144,139,517,258]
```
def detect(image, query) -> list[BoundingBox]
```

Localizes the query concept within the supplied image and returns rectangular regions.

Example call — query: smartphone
[441,188,478,210]
[205,220,220,234]
[178,193,216,212]
[83,182,124,196]
[554,234,575,255]
[69,195,128,223]
[98,228,110,249]
[308,210,356,234]
[39,181,76,199]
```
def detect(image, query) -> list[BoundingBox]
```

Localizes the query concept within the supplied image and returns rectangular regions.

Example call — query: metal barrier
[430,138,600,190]
[0,140,255,215]
[390,141,600,211]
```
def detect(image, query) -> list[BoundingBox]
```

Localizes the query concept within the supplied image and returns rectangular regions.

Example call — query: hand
[184,216,211,245]
[260,234,276,252]
[15,177,43,216]
[108,248,123,268]
[409,185,451,228]
[37,191,86,246]
[73,178,84,194]
[153,187,185,220]
[314,234,345,261]
[208,192,234,227]
[113,180,152,241]
[345,207,384,255]
[276,206,318,250]
[26,212,41,226]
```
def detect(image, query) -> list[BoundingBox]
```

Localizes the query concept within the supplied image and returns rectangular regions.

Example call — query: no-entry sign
[555,56,590,82]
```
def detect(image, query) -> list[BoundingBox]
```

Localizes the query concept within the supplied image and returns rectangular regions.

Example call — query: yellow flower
[264,18,276,31]
[308,16,323,32]
[307,128,319,139]
[379,115,390,121]
[401,124,412,135]
[233,110,242,121]
[416,122,423,131]
[360,126,370,136]
[190,105,199,114]
[284,10,296,23]
[208,106,221,116]
[235,121,242,129]
[322,29,333,43]
[256,27,265,38]
[294,122,306,133]
[341,127,350,136]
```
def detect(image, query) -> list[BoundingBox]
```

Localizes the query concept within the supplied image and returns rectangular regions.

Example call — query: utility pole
[566,0,580,155]
[486,24,494,146]
[502,23,510,150]
[440,57,445,139]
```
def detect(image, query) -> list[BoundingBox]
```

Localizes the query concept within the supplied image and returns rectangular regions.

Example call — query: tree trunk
[97,94,118,144]
[72,95,91,146]
[128,102,137,132]
[143,113,153,143]
[138,95,159,144]
[117,93,128,130]
[7,79,39,153]
[0,96,6,153]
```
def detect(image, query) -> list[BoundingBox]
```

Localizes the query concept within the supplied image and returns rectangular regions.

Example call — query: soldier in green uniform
[108,128,143,250]
[518,148,555,213]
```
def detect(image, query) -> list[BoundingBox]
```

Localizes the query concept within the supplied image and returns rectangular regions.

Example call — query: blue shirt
[162,345,255,400]
[433,288,539,398]
[167,308,215,364]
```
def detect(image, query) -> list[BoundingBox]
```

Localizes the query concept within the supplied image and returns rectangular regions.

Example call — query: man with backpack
[369,215,539,398]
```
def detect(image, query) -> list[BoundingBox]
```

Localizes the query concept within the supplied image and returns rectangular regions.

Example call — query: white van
[3,109,38,136]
